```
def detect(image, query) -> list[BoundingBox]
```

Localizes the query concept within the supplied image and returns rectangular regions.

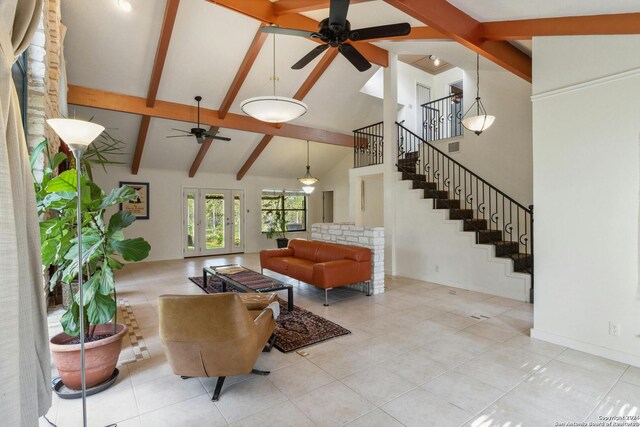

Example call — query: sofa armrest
[260,248,294,267]
[313,259,364,288]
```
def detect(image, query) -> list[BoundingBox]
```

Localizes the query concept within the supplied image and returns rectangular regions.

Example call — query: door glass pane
[205,193,225,249]
[234,194,241,246]
[187,192,195,251]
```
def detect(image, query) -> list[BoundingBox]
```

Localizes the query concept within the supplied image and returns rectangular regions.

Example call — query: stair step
[412,181,438,190]
[398,158,417,166]
[477,229,503,244]
[424,189,449,199]
[503,253,533,272]
[493,240,520,256]
[435,199,460,209]
[404,151,419,160]
[449,209,474,220]
[463,219,488,231]
[402,172,426,181]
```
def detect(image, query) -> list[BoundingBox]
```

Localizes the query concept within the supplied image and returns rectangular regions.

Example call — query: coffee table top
[205,264,292,293]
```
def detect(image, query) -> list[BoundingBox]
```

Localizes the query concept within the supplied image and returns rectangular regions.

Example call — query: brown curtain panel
[0,0,52,425]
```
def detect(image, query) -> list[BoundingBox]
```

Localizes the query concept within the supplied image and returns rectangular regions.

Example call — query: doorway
[322,191,334,223]
[183,188,244,257]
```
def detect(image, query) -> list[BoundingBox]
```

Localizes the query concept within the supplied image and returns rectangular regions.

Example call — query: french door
[183,188,244,257]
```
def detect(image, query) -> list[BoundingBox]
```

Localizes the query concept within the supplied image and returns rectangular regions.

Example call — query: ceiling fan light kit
[462,53,495,136]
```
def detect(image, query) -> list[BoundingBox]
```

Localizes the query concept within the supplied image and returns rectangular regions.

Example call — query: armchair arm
[238,293,278,311]
[253,306,277,353]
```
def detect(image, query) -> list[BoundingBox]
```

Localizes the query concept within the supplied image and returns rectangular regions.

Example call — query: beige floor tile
[403,319,458,343]
[463,321,522,343]
[341,365,416,406]
[213,376,287,423]
[254,347,304,372]
[555,348,628,379]
[309,348,377,379]
[230,400,314,427]
[292,381,376,427]
[418,336,478,368]
[382,346,448,385]
[442,331,501,354]
[55,370,139,427]
[431,312,482,330]
[422,371,504,413]
[455,356,531,392]
[620,366,640,387]
[266,359,334,399]
[501,334,565,358]
[114,416,143,427]
[345,409,405,427]
[535,360,620,399]
[471,347,552,373]
[466,392,568,427]
[588,381,640,421]
[133,373,207,414]
[382,388,471,427]
[140,394,227,427]
[126,354,175,386]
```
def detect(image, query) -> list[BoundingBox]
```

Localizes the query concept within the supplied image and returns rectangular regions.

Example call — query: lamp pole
[47,119,104,427]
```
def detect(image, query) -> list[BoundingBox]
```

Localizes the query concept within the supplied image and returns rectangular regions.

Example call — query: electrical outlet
[609,322,621,336]
[435,265,439,272]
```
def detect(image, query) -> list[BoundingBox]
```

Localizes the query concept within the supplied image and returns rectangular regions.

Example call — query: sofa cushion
[289,239,319,262]
[315,241,371,263]
[281,257,314,283]
[266,256,290,273]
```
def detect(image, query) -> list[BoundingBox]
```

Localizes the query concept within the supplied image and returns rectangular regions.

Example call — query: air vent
[448,141,460,153]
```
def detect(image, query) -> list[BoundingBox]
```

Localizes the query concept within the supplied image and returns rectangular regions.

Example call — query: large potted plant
[33,141,150,389]
[266,204,289,248]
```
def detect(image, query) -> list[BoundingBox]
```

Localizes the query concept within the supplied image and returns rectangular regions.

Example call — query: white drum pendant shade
[240,96,307,123]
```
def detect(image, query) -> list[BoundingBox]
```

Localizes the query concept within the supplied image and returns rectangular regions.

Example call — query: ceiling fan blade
[292,44,330,69]
[212,136,231,141]
[338,43,371,72]
[349,23,411,41]
[262,26,319,39]
[329,0,350,29]
[171,128,192,134]
[166,135,193,138]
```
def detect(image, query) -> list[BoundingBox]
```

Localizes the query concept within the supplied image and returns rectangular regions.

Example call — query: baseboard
[531,328,640,368]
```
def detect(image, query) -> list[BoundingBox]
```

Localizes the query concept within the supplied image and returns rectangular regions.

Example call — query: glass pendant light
[462,53,495,136]
[298,140,318,190]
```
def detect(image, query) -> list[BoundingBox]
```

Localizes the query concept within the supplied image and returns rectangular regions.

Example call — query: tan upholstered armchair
[158,293,278,401]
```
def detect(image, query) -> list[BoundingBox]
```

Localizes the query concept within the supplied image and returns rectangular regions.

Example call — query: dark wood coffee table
[203,264,294,312]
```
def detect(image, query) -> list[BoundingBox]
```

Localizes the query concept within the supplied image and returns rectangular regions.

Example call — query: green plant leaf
[45,170,77,193]
[41,239,59,267]
[87,293,116,326]
[51,152,69,170]
[99,264,114,295]
[98,185,136,210]
[108,210,135,234]
[75,274,101,306]
[111,238,150,262]
[61,301,81,337]
[30,140,48,171]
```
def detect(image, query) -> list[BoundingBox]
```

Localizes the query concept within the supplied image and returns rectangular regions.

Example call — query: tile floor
[41,254,640,427]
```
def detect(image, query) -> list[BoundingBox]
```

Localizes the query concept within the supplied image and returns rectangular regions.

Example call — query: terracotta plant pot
[50,323,128,390]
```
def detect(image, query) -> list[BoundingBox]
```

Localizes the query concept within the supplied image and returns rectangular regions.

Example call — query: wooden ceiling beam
[273,0,373,15]
[236,48,340,180]
[363,25,447,42]
[131,0,180,174]
[481,13,640,40]
[68,85,353,146]
[384,0,532,82]
[206,0,388,67]
[188,126,220,178]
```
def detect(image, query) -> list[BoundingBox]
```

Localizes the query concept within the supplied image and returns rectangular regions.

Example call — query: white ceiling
[60,0,636,178]
[447,0,640,22]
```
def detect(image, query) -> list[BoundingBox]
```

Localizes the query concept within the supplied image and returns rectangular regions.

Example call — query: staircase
[396,123,534,302]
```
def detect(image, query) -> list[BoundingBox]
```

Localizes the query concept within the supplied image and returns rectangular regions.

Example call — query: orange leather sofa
[260,239,371,305]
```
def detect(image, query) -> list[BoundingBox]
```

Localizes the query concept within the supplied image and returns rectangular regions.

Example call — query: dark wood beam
[131,0,180,174]
[481,13,640,40]
[236,135,274,180]
[384,0,532,82]
[68,85,353,146]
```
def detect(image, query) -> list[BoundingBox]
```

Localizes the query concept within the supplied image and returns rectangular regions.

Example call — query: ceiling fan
[262,0,411,72]
[166,96,231,144]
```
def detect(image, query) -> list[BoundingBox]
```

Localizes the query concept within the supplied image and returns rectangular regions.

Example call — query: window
[261,190,307,232]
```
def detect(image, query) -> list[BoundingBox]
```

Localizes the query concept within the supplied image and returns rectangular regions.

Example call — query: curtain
[0,1,52,426]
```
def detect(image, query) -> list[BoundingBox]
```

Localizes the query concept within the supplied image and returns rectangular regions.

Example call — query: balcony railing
[353,121,383,168]
[421,94,463,143]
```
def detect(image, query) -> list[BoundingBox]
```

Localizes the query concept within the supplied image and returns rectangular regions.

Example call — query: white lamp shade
[462,115,495,134]
[298,177,318,186]
[302,186,315,194]
[47,119,105,147]
[240,96,307,123]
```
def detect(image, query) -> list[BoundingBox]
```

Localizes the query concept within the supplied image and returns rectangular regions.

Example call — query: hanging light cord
[272,34,277,97]
[475,53,480,115]
[306,140,310,167]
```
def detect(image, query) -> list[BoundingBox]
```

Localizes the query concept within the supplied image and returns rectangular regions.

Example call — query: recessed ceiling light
[117,0,132,12]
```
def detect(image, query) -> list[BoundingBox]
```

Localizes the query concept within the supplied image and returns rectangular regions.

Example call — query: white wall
[395,178,530,300]
[531,36,640,366]
[93,166,319,262]
[313,154,352,223]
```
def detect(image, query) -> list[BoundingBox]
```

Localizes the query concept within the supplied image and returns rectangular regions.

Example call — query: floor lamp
[46,118,105,427]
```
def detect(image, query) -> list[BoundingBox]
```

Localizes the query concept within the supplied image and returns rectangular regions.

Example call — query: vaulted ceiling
[60,0,640,179]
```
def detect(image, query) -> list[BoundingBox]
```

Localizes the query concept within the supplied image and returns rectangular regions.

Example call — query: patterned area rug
[189,275,350,353]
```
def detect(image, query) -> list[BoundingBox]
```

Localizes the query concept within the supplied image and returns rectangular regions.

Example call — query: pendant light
[462,53,495,136]
[298,140,318,193]
[241,32,307,123]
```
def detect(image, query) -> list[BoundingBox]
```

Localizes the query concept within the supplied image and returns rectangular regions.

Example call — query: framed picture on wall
[119,182,149,220]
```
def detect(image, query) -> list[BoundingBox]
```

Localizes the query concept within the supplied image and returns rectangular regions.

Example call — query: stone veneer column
[311,223,385,294]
